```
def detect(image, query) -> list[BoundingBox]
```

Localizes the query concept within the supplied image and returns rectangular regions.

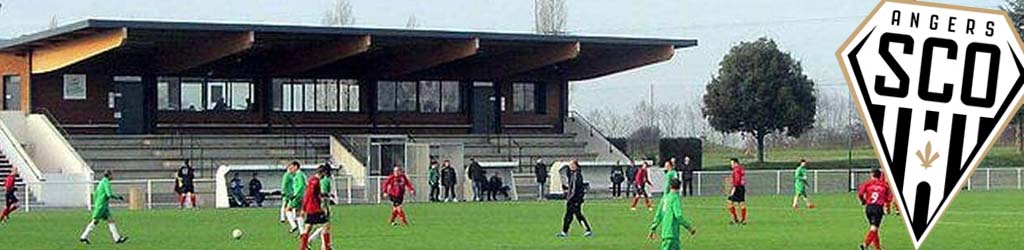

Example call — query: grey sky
[0,0,1006,113]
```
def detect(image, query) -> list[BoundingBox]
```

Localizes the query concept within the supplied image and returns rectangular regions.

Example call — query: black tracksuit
[561,168,592,233]
[441,165,457,200]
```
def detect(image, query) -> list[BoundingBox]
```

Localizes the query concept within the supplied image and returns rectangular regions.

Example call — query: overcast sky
[0,0,1006,113]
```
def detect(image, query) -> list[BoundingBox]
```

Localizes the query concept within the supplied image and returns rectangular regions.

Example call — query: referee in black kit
[556,159,593,238]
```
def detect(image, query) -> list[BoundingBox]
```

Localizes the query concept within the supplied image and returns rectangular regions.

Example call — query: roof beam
[31,28,126,74]
[565,45,674,80]
[152,31,254,74]
[468,42,579,79]
[379,38,479,78]
[266,35,370,76]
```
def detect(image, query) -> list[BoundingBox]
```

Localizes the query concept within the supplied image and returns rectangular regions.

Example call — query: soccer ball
[232,229,244,239]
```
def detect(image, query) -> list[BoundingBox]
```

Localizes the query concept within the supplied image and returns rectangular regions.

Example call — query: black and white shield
[838,0,1024,248]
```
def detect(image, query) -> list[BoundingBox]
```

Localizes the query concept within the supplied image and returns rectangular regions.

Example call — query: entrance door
[2,75,20,111]
[471,82,497,134]
[113,76,145,134]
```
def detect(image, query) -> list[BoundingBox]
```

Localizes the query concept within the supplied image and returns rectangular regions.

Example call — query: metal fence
[15,168,1024,211]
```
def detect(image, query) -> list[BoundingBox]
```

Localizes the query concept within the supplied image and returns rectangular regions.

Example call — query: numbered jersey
[857,179,892,206]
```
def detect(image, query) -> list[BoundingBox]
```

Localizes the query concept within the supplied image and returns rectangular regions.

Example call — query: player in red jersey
[1,166,19,224]
[299,165,332,250]
[630,162,653,211]
[382,166,415,226]
[857,169,892,250]
[727,158,747,225]
[879,171,899,216]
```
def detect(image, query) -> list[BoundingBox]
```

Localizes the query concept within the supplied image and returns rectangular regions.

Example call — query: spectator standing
[534,159,549,200]
[440,160,458,202]
[680,156,695,196]
[467,159,485,201]
[610,161,625,198]
[428,160,440,202]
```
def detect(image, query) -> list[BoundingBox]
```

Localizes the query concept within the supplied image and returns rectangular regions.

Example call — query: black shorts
[728,185,746,202]
[5,192,17,205]
[635,184,648,196]
[179,182,195,194]
[390,195,404,206]
[866,205,884,226]
[305,212,329,225]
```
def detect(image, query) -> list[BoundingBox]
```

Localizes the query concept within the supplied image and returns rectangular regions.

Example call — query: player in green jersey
[792,159,815,210]
[649,178,696,250]
[282,162,298,232]
[290,162,308,233]
[79,170,128,245]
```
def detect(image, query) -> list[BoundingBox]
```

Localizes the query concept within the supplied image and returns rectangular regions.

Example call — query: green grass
[701,146,1024,170]
[1,191,1021,249]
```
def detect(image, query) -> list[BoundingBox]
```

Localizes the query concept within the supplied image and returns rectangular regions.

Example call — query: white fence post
[986,169,991,190]
[813,170,819,193]
[146,180,153,209]
[696,172,702,196]
[776,170,781,195]
[346,176,353,204]
[1018,168,1022,190]
[24,183,30,212]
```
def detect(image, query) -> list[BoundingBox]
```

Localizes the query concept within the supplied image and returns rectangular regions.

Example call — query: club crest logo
[838,0,1024,248]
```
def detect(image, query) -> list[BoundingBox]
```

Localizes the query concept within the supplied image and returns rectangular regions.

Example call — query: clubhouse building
[0,19,697,135]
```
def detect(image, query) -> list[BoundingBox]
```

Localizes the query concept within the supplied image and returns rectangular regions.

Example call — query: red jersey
[857,178,892,206]
[302,176,323,214]
[3,173,14,193]
[382,174,415,197]
[634,167,651,186]
[731,165,746,187]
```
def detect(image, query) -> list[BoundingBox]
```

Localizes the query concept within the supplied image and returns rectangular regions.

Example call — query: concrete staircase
[0,150,30,204]
[69,135,332,180]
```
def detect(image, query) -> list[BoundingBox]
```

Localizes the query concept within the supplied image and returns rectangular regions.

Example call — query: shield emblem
[838,0,1024,248]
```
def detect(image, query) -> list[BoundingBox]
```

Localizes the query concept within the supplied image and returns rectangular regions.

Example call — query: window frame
[273,78,361,113]
[512,82,537,113]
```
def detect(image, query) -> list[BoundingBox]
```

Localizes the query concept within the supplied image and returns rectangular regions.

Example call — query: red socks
[190,195,197,208]
[389,208,398,223]
[864,230,880,249]
[398,208,409,225]
[645,197,651,208]
[178,196,185,207]
[299,233,310,250]
[728,206,738,221]
[741,208,748,222]
[631,197,639,208]
[322,232,332,249]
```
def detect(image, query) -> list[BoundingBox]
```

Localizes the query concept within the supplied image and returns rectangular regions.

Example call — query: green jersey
[281,172,295,198]
[664,169,678,192]
[320,176,332,194]
[292,170,308,197]
[794,166,808,189]
[428,167,439,186]
[650,191,693,240]
[91,177,120,220]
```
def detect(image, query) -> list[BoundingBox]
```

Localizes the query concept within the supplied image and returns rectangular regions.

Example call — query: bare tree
[534,0,567,35]
[322,0,355,26]
[405,15,419,28]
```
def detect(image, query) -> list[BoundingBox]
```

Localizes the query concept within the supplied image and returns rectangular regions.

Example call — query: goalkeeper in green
[79,170,128,245]
[791,159,815,210]
[648,178,695,250]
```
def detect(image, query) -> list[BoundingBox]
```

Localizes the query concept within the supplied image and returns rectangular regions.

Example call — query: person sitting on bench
[248,172,265,207]
[229,173,249,207]
[488,173,510,201]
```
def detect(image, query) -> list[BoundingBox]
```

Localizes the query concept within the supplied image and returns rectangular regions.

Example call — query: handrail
[33,108,71,140]
[567,110,618,154]
[279,113,318,161]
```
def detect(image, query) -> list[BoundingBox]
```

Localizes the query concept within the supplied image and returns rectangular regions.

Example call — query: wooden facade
[0,20,696,135]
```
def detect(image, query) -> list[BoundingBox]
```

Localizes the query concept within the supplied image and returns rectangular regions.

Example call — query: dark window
[419,81,441,113]
[512,83,536,113]
[441,81,461,113]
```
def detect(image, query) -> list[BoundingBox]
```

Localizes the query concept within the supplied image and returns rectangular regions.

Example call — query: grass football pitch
[1,191,1021,250]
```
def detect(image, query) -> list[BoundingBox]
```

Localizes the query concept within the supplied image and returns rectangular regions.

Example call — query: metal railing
[17,168,1024,211]
[567,111,624,157]
[33,107,71,140]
